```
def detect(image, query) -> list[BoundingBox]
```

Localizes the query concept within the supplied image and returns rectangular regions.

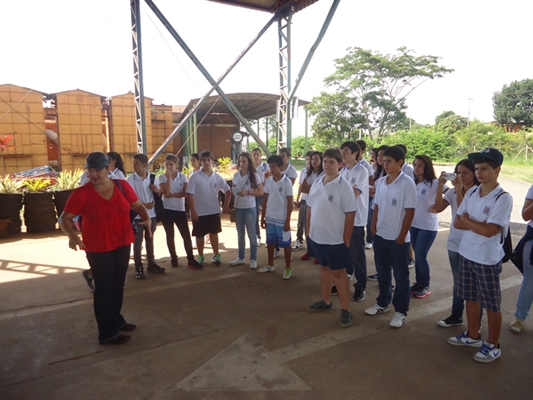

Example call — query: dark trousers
[255,196,264,239]
[296,200,307,242]
[366,198,374,244]
[349,226,367,291]
[86,245,130,342]
[373,235,410,315]
[162,209,194,261]
[134,217,157,267]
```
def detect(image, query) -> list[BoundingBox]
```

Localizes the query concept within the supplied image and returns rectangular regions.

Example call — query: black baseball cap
[84,152,109,170]
[467,147,503,167]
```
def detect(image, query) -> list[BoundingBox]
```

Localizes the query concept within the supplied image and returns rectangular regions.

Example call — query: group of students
[75,144,532,360]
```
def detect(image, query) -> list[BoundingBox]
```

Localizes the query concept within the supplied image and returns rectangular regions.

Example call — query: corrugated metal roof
[208,0,319,14]
[178,92,309,121]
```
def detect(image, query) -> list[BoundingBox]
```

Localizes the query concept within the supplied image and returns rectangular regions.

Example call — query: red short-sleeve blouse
[64,180,138,252]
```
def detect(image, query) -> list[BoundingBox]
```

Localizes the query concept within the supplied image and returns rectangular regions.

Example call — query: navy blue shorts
[307,237,351,271]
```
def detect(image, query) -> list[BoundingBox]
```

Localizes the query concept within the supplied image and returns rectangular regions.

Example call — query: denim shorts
[308,237,351,271]
[457,255,502,312]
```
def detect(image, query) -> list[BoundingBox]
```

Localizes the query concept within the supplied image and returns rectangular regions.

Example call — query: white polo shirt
[256,161,270,184]
[307,174,357,245]
[186,170,230,216]
[126,172,159,219]
[402,163,415,180]
[412,179,439,231]
[341,161,369,227]
[302,169,325,201]
[526,185,533,228]
[298,168,308,201]
[264,174,293,222]
[232,171,261,209]
[360,158,374,177]
[158,172,188,212]
[374,172,417,242]
[442,186,478,252]
[457,185,513,265]
[282,163,298,183]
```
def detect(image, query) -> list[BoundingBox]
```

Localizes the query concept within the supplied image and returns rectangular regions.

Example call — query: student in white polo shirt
[252,148,270,246]
[397,144,415,180]
[127,154,165,279]
[159,154,202,270]
[410,154,439,299]
[365,146,416,328]
[186,150,231,267]
[260,155,293,278]
[447,148,512,363]
[335,141,369,302]
[306,148,357,328]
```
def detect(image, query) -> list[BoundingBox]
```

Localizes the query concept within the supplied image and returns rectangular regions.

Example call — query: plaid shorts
[457,255,502,312]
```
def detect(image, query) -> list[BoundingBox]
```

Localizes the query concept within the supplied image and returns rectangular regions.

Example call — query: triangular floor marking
[176,333,311,391]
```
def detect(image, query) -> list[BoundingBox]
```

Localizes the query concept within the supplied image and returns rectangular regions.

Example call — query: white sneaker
[447,330,483,347]
[258,265,275,273]
[230,258,245,266]
[365,243,373,249]
[292,240,303,251]
[474,342,502,363]
[283,268,292,279]
[250,260,258,270]
[365,303,391,315]
[274,250,280,258]
[389,312,406,328]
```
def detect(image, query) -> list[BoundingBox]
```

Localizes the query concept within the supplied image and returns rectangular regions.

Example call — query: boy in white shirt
[365,146,416,328]
[306,148,357,328]
[127,154,165,279]
[448,148,512,363]
[252,148,270,246]
[186,151,231,266]
[339,141,369,302]
[260,155,293,278]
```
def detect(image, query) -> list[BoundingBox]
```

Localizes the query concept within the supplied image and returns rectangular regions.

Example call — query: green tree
[307,91,362,147]
[312,47,453,140]
[434,111,467,134]
[493,79,533,129]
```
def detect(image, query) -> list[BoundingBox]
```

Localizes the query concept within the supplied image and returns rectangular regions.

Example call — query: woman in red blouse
[60,152,151,345]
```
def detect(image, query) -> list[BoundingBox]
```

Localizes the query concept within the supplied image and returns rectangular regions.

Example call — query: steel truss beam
[131,0,147,154]
[144,0,293,164]
[277,8,293,151]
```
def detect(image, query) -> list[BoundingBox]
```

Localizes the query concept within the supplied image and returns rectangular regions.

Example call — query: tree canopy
[309,47,453,142]
[493,79,533,129]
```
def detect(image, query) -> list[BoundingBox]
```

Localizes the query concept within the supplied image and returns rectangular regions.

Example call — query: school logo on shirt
[483,206,491,216]
[278,187,283,192]
[421,188,427,195]
[392,198,397,207]
[328,194,334,202]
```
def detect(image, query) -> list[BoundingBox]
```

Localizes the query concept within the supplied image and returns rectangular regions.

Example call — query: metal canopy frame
[130,0,340,164]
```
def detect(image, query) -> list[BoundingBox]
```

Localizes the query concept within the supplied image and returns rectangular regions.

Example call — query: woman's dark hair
[373,145,390,180]
[414,155,437,185]
[307,151,323,176]
[107,151,125,175]
[455,158,480,186]
[238,152,258,189]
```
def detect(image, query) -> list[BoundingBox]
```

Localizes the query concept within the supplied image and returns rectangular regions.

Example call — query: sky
[1,0,532,132]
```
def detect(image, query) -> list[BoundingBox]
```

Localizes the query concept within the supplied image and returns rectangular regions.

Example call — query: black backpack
[150,173,165,223]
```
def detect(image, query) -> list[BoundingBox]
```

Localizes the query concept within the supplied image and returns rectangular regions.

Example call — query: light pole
[467,98,474,127]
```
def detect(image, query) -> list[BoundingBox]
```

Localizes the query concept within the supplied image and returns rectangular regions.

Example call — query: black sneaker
[135,266,145,280]
[340,309,353,328]
[367,273,378,281]
[331,285,338,296]
[414,286,431,298]
[410,282,422,294]
[307,300,333,312]
[352,288,365,302]
[438,315,464,328]
[171,257,178,268]
[82,269,94,290]
[147,264,166,274]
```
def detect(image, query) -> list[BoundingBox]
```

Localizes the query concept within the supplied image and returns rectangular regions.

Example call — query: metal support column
[277,8,293,152]
[131,0,147,154]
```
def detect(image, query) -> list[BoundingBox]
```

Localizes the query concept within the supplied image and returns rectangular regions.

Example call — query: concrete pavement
[1,210,532,399]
